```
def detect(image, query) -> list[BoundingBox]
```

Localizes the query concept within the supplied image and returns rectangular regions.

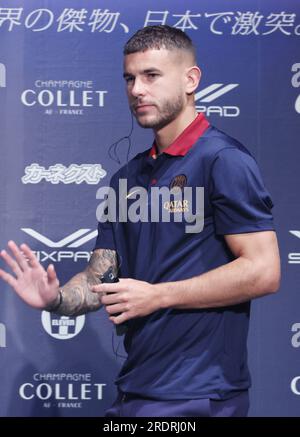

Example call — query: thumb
[47,264,59,285]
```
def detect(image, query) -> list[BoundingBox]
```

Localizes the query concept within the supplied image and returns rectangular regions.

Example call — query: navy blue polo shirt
[95,113,274,400]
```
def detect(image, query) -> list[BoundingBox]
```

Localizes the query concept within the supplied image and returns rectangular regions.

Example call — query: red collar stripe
[149,113,210,158]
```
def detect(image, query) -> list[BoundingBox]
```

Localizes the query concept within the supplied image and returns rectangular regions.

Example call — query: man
[0,26,280,417]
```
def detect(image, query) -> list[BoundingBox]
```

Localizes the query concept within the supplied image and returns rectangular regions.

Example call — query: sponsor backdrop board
[0,0,299,417]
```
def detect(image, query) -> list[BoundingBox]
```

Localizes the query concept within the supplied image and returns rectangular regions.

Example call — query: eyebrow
[123,68,162,78]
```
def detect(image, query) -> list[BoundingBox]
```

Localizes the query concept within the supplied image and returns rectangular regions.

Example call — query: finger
[92,282,124,293]
[7,240,29,271]
[0,267,18,289]
[101,293,122,305]
[0,249,22,277]
[109,313,129,325]
[47,264,59,285]
[105,303,126,316]
[20,244,40,269]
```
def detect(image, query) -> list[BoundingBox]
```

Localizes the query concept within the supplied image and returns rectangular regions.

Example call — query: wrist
[154,282,170,310]
[45,289,63,312]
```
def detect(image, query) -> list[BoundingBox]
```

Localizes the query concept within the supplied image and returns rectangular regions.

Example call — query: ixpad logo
[291,63,300,114]
[288,230,300,264]
[0,63,6,88]
[195,83,240,117]
[19,373,106,409]
[21,228,97,263]
[21,79,107,115]
[0,322,6,348]
[41,312,85,340]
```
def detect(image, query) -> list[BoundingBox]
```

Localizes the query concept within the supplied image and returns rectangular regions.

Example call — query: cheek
[126,88,134,100]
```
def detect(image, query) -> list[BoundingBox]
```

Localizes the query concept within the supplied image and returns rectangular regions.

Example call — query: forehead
[123,48,179,73]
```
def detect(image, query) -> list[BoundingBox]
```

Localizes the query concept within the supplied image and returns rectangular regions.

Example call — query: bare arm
[95,231,280,325]
[54,248,118,316]
[158,230,281,309]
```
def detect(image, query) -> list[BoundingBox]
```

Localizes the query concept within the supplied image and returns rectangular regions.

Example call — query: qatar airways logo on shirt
[96,179,205,234]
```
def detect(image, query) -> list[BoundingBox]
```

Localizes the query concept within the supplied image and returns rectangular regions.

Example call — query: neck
[154,106,198,153]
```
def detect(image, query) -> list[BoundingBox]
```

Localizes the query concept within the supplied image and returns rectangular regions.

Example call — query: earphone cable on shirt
[107,116,134,360]
[108,113,134,165]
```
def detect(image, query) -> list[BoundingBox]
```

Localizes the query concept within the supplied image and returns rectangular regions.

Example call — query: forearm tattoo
[55,249,118,316]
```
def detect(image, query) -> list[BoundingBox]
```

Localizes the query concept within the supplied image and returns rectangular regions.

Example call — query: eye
[124,76,134,84]
[147,73,159,80]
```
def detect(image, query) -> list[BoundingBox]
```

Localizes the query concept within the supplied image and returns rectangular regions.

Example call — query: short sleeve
[210,148,274,235]
[94,177,117,251]
[94,220,116,251]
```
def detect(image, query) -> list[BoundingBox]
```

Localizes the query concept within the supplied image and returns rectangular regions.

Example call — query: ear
[185,66,201,95]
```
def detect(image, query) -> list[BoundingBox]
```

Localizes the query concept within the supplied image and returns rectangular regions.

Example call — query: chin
[136,116,158,129]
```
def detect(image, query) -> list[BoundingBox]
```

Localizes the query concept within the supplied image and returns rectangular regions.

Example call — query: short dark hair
[123,25,196,62]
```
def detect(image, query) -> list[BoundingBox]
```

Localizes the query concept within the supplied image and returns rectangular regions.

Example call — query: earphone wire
[107,116,134,361]
[108,112,134,165]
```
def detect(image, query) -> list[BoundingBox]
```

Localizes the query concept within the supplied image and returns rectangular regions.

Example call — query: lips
[133,102,155,110]
[134,104,155,113]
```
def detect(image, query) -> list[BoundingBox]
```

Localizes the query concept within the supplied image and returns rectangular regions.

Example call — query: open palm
[0,241,59,309]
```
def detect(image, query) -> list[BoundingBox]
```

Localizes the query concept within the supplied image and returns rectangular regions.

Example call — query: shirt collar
[149,113,210,158]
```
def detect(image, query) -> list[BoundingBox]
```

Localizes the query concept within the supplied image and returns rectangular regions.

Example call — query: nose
[130,77,146,98]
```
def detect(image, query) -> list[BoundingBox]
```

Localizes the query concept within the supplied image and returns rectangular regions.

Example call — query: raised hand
[0,240,60,309]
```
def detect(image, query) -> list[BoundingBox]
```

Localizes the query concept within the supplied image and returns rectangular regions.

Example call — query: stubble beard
[132,94,185,130]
